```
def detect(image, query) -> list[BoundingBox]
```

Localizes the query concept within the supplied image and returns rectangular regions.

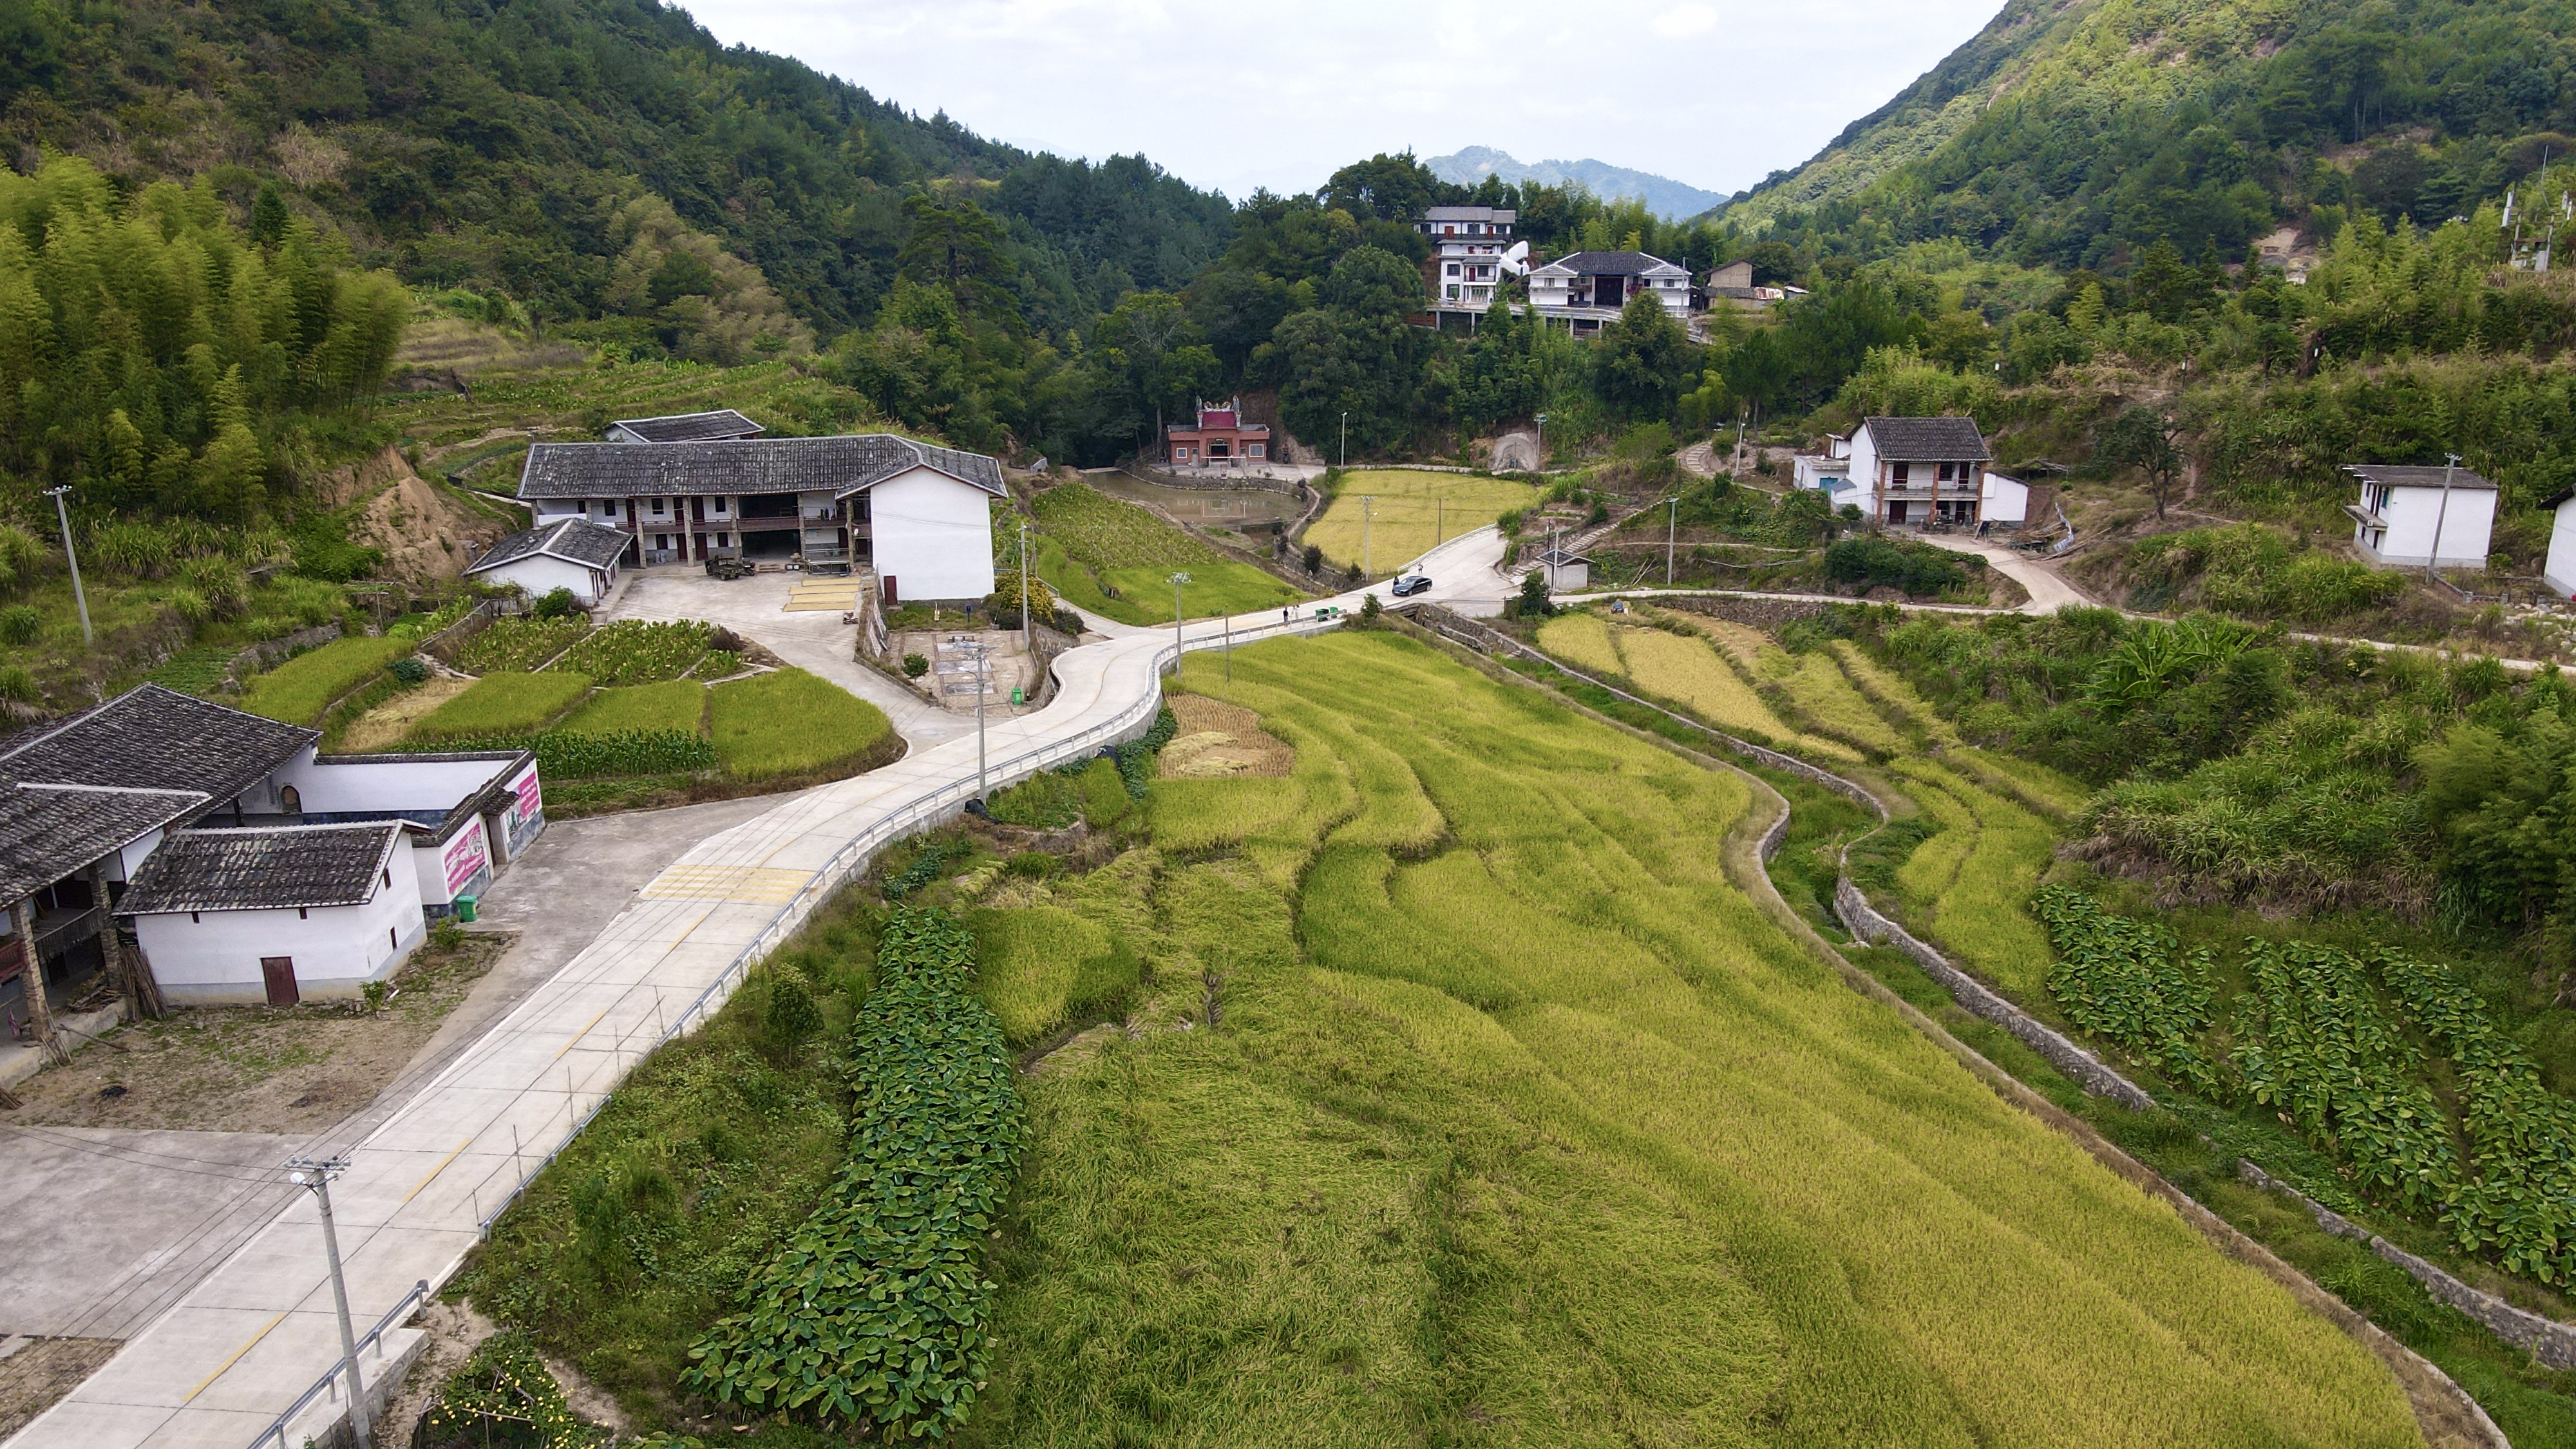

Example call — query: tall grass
[238,635,414,724]
[976,636,2426,1447]
[408,671,593,741]
[560,680,706,737]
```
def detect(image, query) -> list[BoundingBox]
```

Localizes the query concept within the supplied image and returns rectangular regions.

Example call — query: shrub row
[681,908,1021,1437]
[2032,885,2221,1094]
[401,727,717,779]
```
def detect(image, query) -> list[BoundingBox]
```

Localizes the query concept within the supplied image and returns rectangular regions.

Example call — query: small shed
[1533,547,1592,592]
[1981,471,2031,525]
[2344,463,2497,569]
[465,518,632,606]
[119,822,426,1006]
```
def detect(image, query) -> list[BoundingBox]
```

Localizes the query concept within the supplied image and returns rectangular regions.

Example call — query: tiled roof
[609,409,765,443]
[468,516,634,575]
[0,685,314,804]
[0,782,207,900]
[1424,206,1515,222]
[2344,464,2498,493]
[117,822,402,914]
[1533,250,1685,276]
[1862,417,1992,462]
[516,435,1006,502]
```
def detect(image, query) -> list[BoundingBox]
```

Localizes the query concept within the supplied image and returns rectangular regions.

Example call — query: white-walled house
[121,823,426,1006]
[1527,251,1693,331]
[1982,471,2031,525]
[0,685,544,1026]
[1417,205,1520,311]
[1792,417,1993,526]
[516,430,1006,601]
[464,518,630,607]
[2345,463,2498,569]
[2544,488,2576,599]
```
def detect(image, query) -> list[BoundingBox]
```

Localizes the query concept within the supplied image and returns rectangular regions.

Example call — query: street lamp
[289,1157,373,1449]
[1168,572,1190,676]
[1360,496,1376,577]
[42,486,91,647]
[1340,412,1349,470]
[1534,412,1548,473]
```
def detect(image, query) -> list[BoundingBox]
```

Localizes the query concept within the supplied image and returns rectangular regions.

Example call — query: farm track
[1394,600,2508,1449]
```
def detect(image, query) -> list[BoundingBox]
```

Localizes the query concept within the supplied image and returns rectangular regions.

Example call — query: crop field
[1953,744,2093,819]
[1831,639,1958,744]
[1032,481,1300,623]
[556,619,714,685]
[237,635,415,723]
[1532,611,1859,759]
[1533,611,1623,673]
[1889,758,2061,997]
[971,632,2421,1447]
[1303,469,1536,576]
[708,667,893,779]
[453,616,586,674]
[408,670,593,740]
[560,680,705,735]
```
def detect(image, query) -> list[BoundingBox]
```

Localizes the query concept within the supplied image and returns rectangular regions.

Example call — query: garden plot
[1031,480,1302,624]
[1303,469,1536,575]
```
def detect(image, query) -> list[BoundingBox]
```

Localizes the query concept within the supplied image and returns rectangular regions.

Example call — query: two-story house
[1526,251,1693,332]
[1794,417,1993,526]
[1417,205,1522,312]
[1164,398,1273,467]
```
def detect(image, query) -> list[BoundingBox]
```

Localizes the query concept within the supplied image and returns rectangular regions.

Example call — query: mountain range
[1424,146,1728,220]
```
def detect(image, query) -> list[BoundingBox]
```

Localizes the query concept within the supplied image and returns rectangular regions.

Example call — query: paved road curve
[4,527,1510,1449]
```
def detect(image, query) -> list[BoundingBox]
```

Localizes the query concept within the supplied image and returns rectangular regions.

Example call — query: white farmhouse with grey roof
[2345,462,2497,570]
[0,686,545,1037]
[1526,250,1694,330]
[1797,417,1994,527]
[516,417,1007,603]
[465,517,632,607]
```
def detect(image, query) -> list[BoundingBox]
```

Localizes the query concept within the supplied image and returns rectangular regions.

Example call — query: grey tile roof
[0,783,208,900]
[516,435,1006,502]
[0,685,314,804]
[117,822,402,915]
[1863,417,1992,462]
[1535,250,1686,276]
[609,409,765,443]
[468,518,632,575]
[1424,206,1515,223]
[2345,463,2498,493]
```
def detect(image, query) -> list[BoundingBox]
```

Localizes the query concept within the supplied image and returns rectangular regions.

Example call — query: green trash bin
[454,896,478,923]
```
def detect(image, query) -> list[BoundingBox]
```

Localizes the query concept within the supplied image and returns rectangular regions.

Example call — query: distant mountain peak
[1425,147,1726,222]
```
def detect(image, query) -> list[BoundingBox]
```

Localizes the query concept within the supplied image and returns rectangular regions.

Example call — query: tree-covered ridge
[1,0,1233,340]
[0,155,406,520]
[1727,0,2576,270]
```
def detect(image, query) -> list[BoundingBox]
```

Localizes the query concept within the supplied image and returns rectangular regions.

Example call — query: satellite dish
[1498,240,1531,278]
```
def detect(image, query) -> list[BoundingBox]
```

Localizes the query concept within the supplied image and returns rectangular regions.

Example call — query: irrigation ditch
[1395,600,2515,1449]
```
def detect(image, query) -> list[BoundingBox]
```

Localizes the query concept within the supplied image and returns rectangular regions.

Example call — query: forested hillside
[1725,0,2576,270]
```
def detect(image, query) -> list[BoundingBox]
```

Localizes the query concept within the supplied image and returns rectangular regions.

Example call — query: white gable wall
[2546,497,2576,598]
[135,863,426,1005]
[2359,484,2497,567]
[1982,473,2031,524]
[475,551,611,605]
[868,467,996,602]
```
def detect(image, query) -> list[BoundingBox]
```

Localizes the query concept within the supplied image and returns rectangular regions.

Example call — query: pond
[1086,472,1306,534]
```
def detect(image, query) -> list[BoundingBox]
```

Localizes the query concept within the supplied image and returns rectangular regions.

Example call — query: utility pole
[43,486,90,647]
[974,639,987,799]
[289,1157,372,1449]
[2428,453,2462,583]
[1018,520,1032,654]
[1535,412,1548,471]
[1340,412,1349,470]
[1436,498,1444,545]
[1667,495,1679,585]
[1361,497,1375,577]
[1168,573,1190,677]
[1222,609,1231,681]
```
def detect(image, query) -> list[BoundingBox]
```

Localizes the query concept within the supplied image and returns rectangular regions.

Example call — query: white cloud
[1651,4,1718,37]
[674,0,2001,202]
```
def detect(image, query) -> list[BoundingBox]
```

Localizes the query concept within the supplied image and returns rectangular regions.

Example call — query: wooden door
[260,956,299,1007]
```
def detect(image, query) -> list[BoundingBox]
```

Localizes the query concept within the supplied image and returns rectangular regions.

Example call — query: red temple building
[1165,398,1271,466]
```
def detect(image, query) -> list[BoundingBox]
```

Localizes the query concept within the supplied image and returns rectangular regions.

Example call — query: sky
[677,0,2005,204]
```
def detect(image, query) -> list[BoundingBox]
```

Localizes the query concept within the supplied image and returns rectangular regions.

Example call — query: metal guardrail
[243,1278,430,1449]
[240,611,1343,1449]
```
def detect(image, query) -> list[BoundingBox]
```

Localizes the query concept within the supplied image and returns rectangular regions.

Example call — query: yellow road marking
[401,1138,472,1206]
[551,1005,612,1059]
[185,1311,287,1402]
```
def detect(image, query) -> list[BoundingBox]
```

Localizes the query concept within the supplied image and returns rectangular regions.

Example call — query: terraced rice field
[1889,757,2063,997]
[1304,469,1537,576]
[1032,480,1302,624]
[1536,611,1857,760]
[975,632,2423,1447]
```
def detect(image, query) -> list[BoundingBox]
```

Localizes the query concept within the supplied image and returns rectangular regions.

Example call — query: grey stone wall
[1833,878,2154,1110]
[1656,594,1841,630]
[2237,1160,2576,1369]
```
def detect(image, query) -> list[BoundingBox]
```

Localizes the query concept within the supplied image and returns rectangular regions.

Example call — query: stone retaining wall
[1654,593,1841,630]
[2237,1160,2576,1369]
[1125,468,1308,497]
[419,600,498,666]
[1833,878,2154,1110]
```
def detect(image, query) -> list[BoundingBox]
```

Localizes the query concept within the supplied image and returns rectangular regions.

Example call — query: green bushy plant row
[2031,885,2221,1094]
[404,728,717,779]
[1112,705,1180,800]
[681,907,1021,1437]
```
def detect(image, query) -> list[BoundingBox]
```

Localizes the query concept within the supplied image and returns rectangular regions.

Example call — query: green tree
[1592,291,1695,421]
[2099,404,2189,520]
